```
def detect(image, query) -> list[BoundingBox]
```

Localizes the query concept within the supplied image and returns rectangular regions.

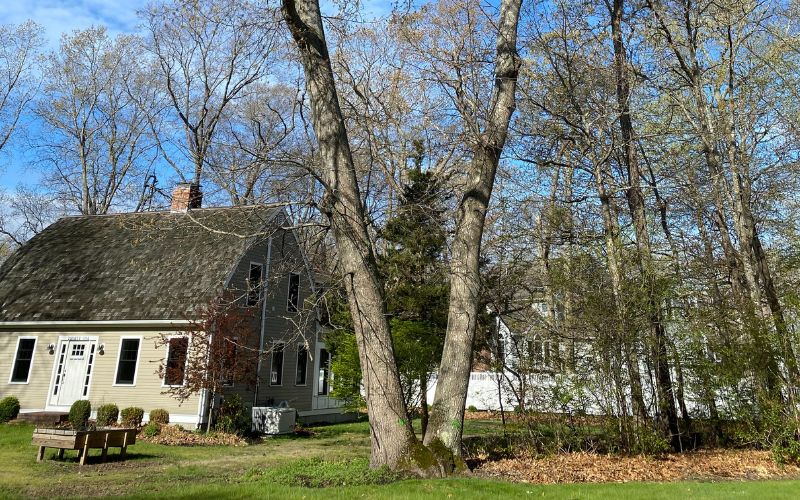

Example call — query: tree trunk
[426,0,522,457]
[610,0,679,446]
[593,158,648,425]
[281,0,415,469]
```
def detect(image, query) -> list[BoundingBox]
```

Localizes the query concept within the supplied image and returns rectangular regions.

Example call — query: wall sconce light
[47,343,55,355]
[98,344,105,355]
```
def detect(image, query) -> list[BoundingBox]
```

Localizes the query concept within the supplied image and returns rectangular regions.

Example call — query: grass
[1,420,799,499]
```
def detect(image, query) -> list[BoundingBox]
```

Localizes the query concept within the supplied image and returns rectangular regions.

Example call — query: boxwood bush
[149,409,170,425]
[121,407,144,428]
[0,396,21,423]
[96,403,119,427]
[69,400,91,430]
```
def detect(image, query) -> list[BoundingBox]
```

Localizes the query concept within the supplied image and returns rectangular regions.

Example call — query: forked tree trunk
[281,0,415,469]
[425,0,523,457]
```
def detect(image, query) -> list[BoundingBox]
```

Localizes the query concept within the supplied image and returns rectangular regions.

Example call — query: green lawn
[1,421,798,499]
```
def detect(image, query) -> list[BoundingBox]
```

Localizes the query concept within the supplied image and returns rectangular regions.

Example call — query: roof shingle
[0,206,279,321]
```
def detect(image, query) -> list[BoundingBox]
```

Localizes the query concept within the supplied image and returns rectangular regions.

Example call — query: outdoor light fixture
[98,344,105,355]
[47,343,55,355]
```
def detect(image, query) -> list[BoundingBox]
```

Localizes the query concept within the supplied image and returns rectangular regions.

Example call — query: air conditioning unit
[252,406,296,434]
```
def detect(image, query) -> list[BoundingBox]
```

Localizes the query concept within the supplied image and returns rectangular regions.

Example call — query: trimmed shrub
[149,409,170,425]
[96,403,119,427]
[467,405,478,412]
[0,396,21,423]
[142,422,161,437]
[121,407,144,428]
[69,400,91,430]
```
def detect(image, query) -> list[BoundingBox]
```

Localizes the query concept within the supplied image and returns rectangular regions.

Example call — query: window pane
[318,348,330,396]
[287,273,300,312]
[271,344,284,385]
[115,339,140,385]
[165,337,189,385]
[296,345,308,385]
[248,264,263,306]
[11,339,35,383]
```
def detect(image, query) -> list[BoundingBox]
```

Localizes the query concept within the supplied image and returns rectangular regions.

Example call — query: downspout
[253,235,273,406]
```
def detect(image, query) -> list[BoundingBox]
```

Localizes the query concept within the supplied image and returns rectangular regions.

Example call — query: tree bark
[419,376,429,439]
[644,0,788,400]
[594,158,648,425]
[610,0,679,446]
[426,0,523,457]
[281,0,415,469]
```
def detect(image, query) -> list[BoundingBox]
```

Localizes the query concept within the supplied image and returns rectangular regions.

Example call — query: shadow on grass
[41,450,160,465]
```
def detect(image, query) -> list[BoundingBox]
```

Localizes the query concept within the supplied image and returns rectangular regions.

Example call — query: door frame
[45,335,99,411]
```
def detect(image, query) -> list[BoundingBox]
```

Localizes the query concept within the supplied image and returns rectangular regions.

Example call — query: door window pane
[318,348,330,396]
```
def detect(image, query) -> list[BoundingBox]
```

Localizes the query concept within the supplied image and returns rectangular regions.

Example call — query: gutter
[0,319,194,330]
[253,235,273,406]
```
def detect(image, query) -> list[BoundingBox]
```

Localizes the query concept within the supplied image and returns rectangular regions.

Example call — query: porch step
[11,412,69,426]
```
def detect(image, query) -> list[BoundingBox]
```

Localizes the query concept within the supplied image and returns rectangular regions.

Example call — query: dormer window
[247,263,264,306]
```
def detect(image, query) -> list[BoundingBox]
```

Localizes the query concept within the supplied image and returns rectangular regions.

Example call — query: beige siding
[1,332,60,410]
[0,329,201,423]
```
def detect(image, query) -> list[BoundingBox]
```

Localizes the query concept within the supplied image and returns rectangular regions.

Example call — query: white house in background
[425,309,597,413]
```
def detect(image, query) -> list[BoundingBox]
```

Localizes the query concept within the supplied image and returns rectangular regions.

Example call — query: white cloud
[1,0,149,48]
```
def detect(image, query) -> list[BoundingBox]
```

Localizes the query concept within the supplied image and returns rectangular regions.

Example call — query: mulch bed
[475,449,800,483]
[137,425,248,446]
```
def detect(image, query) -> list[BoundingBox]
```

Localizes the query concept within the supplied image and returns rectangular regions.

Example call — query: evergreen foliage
[68,400,91,430]
[0,396,20,423]
[96,403,119,427]
[328,157,449,419]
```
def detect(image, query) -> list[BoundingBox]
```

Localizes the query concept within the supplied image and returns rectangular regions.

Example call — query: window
[247,263,264,306]
[296,344,308,385]
[220,337,238,387]
[164,337,189,386]
[270,343,284,386]
[10,338,36,383]
[71,344,85,358]
[318,348,330,396]
[115,338,141,385]
[287,273,300,312]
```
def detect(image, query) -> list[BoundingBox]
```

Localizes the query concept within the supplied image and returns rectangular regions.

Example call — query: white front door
[50,340,96,407]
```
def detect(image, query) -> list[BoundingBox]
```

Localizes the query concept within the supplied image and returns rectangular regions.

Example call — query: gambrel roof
[0,205,281,322]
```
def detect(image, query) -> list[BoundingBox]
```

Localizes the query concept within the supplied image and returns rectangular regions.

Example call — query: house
[0,184,343,427]
[426,289,593,413]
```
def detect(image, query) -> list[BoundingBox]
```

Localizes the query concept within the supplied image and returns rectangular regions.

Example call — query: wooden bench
[33,428,137,465]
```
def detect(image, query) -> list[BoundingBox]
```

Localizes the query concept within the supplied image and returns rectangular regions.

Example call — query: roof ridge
[58,204,279,219]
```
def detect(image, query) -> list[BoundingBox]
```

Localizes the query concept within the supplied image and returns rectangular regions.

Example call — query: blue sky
[0,1,150,191]
[1,0,148,48]
[0,0,396,192]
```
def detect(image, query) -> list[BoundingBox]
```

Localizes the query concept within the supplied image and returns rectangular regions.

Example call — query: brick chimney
[170,183,202,212]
